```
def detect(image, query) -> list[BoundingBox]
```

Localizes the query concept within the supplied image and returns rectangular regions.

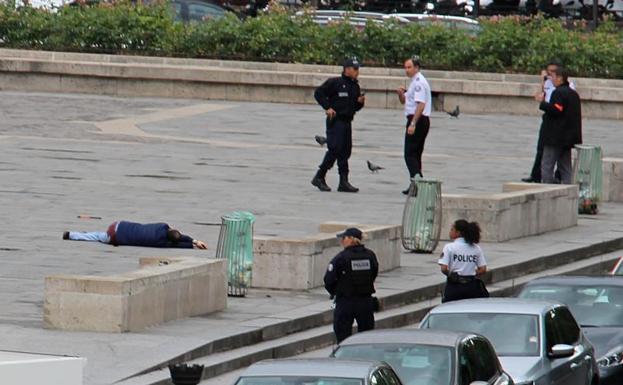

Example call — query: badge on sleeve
[415,85,422,92]
[328,263,334,272]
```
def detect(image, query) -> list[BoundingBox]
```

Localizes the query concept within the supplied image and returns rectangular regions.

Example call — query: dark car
[518,275,623,385]
[331,328,514,385]
[170,0,238,22]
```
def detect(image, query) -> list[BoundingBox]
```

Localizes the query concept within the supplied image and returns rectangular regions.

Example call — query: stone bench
[44,257,226,332]
[441,183,578,242]
[252,223,401,290]
[603,157,623,203]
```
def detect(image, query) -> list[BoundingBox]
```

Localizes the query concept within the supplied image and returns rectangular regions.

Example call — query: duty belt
[448,273,476,284]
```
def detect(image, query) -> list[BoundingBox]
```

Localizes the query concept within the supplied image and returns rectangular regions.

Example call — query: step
[117,251,620,385]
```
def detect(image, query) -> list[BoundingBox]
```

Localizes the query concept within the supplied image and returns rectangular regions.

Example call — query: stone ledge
[252,223,401,290]
[442,183,578,242]
[44,257,227,332]
[0,49,621,119]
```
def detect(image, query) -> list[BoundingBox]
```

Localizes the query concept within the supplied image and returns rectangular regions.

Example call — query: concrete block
[441,183,577,242]
[603,158,623,202]
[252,223,401,290]
[44,257,226,332]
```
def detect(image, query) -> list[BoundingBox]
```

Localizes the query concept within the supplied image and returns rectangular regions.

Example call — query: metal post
[592,0,598,29]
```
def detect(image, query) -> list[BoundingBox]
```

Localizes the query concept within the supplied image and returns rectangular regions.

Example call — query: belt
[448,274,476,284]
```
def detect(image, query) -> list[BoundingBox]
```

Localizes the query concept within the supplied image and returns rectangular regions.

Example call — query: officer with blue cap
[323,227,379,343]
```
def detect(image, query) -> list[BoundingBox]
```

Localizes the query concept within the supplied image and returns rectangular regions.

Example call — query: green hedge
[1,2,622,78]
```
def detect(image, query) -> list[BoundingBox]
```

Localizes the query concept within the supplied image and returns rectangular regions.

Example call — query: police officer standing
[397,55,432,194]
[438,219,488,303]
[311,58,366,193]
[324,227,379,343]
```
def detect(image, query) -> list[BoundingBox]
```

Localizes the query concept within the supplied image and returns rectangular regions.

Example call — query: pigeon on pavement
[367,160,384,173]
[446,105,460,118]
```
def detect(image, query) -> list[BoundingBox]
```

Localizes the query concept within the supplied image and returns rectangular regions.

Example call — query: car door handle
[570,363,581,370]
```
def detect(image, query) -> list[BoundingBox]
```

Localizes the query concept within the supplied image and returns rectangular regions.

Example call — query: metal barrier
[215,211,256,297]
[401,179,442,253]
[574,144,603,214]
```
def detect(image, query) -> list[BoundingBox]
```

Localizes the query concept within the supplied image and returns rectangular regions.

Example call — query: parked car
[294,10,410,30]
[420,298,599,385]
[169,0,239,22]
[232,358,404,385]
[389,13,481,34]
[517,275,623,385]
[331,328,515,385]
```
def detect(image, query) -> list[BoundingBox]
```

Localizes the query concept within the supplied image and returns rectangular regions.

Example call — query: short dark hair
[547,58,562,68]
[551,66,569,83]
[408,55,421,68]
[167,229,182,242]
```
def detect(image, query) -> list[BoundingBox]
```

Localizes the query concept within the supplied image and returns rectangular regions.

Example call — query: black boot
[338,174,359,193]
[311,169,331,192]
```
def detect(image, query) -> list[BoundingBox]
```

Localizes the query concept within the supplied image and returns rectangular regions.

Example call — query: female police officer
[324,227,379,343]
[438,219,488,303]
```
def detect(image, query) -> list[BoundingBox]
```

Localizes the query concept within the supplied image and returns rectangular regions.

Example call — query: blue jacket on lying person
[63,220,208,249]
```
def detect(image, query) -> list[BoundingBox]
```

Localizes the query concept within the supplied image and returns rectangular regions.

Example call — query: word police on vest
[352,260,371,271]
[453,254,478,263]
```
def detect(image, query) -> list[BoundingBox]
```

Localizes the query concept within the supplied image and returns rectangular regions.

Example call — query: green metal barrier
[574,145,603,215]
[401,179,442,253]
[215,211,256,297]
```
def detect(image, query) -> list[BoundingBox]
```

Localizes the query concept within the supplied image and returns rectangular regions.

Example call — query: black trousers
[333,296,375,343]
[319,118,352,176]
[404,115,430,178]
[442,280,488,303]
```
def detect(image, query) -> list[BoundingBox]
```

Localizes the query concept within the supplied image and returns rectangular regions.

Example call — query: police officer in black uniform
[311,58,366,193]
[323,227,379,343]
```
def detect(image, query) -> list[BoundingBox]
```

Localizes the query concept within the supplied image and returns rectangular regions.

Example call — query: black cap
[336,227,363,240]
[343,57,361,69]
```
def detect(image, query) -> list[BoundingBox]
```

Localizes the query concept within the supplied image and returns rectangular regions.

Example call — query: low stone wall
[603,157,623,203]
[44,257,227,332]
[252,223,401,290]
[441,183,578,242]
[0,49,621,119]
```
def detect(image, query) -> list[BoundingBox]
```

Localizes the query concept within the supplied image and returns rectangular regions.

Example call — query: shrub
[0,3,621,78]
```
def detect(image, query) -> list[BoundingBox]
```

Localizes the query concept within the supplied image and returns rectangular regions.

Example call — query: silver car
[233,358,404,385]
[419,298,599,385]
[331,328,514,385]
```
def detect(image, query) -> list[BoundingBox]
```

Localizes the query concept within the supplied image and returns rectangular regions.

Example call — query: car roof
[240,358,383,378]
[523,275,623,287]
[428,298,562,315]
[389,13,479,24]
[338,328,472,347]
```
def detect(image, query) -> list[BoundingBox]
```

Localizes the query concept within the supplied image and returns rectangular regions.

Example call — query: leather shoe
[521,177,539,183]
[62,231,70,240]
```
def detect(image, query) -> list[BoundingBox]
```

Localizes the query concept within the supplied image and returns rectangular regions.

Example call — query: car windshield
[425,313,540,356]
[519,284,623,327]
[235,376,363,385]
[333,344,453,385]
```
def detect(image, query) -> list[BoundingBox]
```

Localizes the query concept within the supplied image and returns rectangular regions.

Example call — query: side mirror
[549,344,575,358]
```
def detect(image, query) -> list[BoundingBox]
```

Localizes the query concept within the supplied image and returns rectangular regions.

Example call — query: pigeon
[446,105,460,118]
[367,160,384,173]
[315,135,327,146]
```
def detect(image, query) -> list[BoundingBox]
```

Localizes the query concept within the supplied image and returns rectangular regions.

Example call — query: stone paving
[0,91,622,385]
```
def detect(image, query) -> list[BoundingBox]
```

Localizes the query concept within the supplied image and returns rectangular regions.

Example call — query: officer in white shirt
[438,219,488,303]
[522,59,576,183]
[397,55,432,194]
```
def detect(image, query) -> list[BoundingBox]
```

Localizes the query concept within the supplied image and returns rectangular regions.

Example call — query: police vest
[335,246,376,297]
